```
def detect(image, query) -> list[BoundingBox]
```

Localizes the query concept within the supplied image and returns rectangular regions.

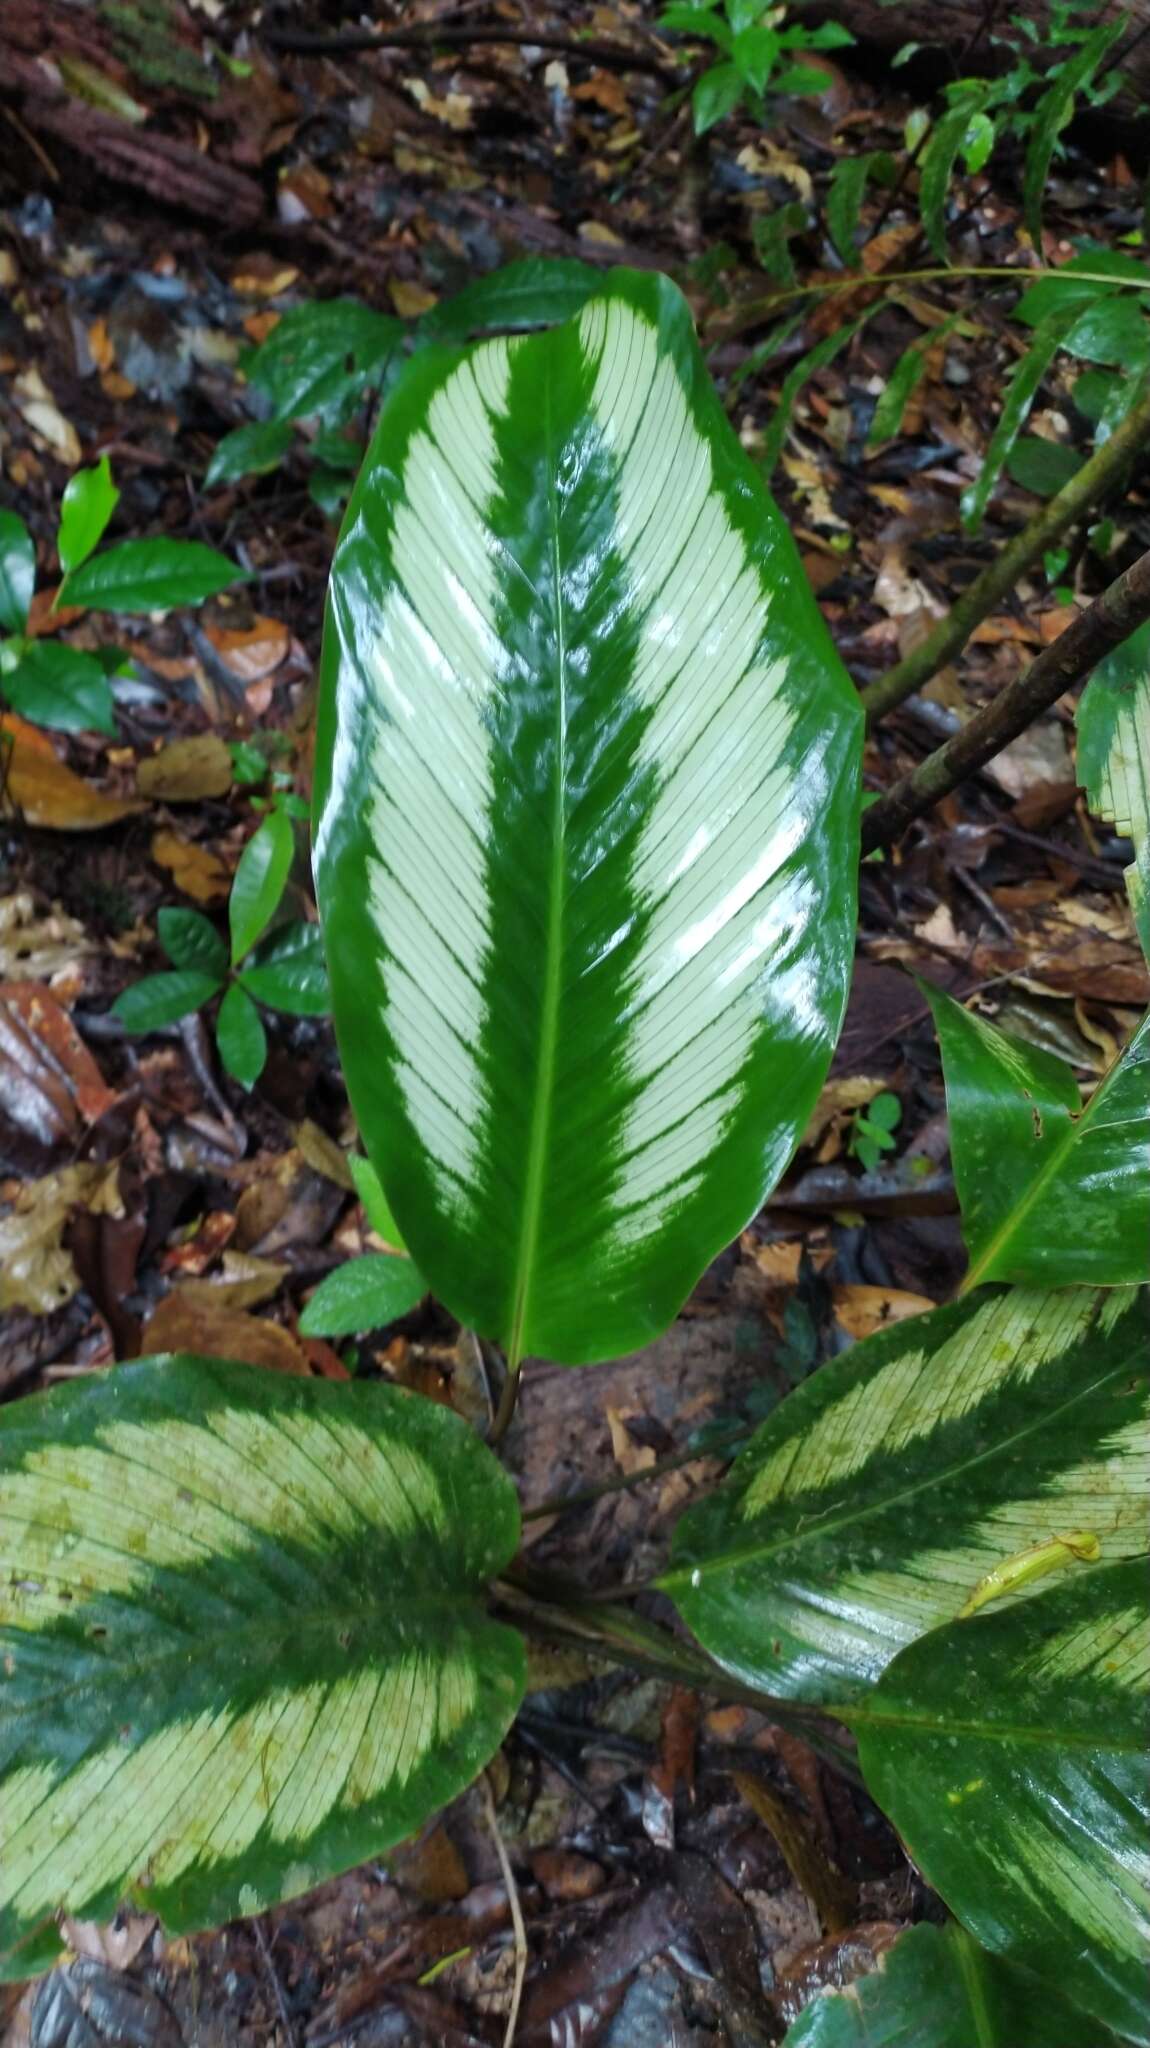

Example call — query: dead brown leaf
[201,614,290,684]
[1,716,145,831]
[151,827,231,904]
[0,1162,122,1314]
[833,1284,936,1339]
[0,983,115,1155]
[136,734,233,802]
[142,1292,310,1374]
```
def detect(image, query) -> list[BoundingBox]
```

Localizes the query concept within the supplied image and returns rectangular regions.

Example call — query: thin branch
[262,21,677,77]
[482,1772,527,2048]
[861,543,1150,854]
[860,383,1150,724]
[487,1354,521,1449]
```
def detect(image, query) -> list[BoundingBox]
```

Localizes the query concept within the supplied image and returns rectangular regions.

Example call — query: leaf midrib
[839,1704,1144,1752]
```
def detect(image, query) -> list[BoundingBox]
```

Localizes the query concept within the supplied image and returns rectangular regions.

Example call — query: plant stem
[861,542,1150,853]
[521,1424,751,1522]
[488,1355,522,1449]
[860,383,1150,724]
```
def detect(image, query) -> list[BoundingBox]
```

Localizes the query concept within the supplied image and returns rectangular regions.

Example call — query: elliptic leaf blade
[229,807,293,965]
[314,270,863,1365]
[919,91,989,264]
[3,641,116,735]
[0,1356,524,1979]
[852,1561,1150,2045]
[216,981,267,1089]
[927,986,1150,1288]
[298,1253,425,1338]
[666,1285,1148,1701]
[57,457,120,575]
[238,919,329,1014]
[59,539,246,613]
[204,420,293,488]
[158,906,229,978]
[112,970,222,1032]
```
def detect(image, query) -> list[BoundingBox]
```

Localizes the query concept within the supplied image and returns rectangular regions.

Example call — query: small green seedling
[849,1090,902,1171]
[655,1,853,136]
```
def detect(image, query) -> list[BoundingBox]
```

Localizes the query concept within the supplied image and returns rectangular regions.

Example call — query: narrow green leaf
[238,918,328,1014]
[298,1253,425,1338]
[229,807,293,965]
[926,987,1150,1288]
[1077,619,1150,958]
[826,153,878,267]
[850,1561,1150,2045]
[762,312,876,476]
[418,259,600,344]
[0,1356,524,1978]
[961,307,1080,532]
[314,269,863,1365]
[215,981,267,1089]
[919,89,990,264]
[158,906,228,978]
[867,317,958,446]
[0,512,35,634]
[205,420,293,488]
[780,1920,1119,2048]
[1023,20,1126,249]
[59,539,245,613]
[243,300,403,424]
[3,641,115,735]
[57,457,119,575]
[666,1285,1146,1701]
[348,1153,404,1247]
[112,970,222,1032]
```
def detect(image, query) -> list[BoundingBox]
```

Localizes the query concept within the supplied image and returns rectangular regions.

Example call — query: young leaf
[0,512,35,634]
[215,981,267,1089]
[204,420,293,488]
[851,1561,1149,2045]
[692,61,744,133]
[1077,618,1150,958]
[666,1285,1146,1701]
[960,306,1080,532]
[298,1252,425,1338]
[57,457,120,575]
[731,24,778,93]
[919,89,990,263]
[762,312,876,475]
[926,988,1150,1288]
[780,1920,1118,2048]
[112,969,223,1032]
[59,539,245,613]
[158,905,229,978]
[229,807,293,965]
[238,918,328,1014]
[1023,19,1126,249]
[348,1152,404,1247]
[0,1356,524,1980]
[826,153,888,268]
[243,300,403,424]
[314,270,863,1366]
[2,641,115,735]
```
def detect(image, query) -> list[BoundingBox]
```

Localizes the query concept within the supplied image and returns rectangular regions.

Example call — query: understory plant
[0,271,1146,2048]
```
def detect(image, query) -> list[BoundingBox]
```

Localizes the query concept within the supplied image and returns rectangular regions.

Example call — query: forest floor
[0,2,1147,2043]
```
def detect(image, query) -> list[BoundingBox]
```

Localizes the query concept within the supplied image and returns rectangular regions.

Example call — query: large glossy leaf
[851,1562,1150,2045]
[926,986,1150,1289]
[314,269,862,1366]
[665,1285,1148,1702]
[243,301,403,425]
[780,1920,1121,2048]
[0,1356,524,1980]
[1078,619,1150,960]
[3,641,116,736]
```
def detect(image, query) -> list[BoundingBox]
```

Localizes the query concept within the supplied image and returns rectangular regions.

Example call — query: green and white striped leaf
[665,1285,1148,1703]
[314,269,862,1367]
[0,1356,524,1980]
[852,1562,1150,2045]
[1078,618,1150,961]
[926,986,1150,1289]
[780,1920,1122,2048]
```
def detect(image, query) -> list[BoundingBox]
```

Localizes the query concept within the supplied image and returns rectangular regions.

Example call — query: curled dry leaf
[0,892,92,987]
[136,734,233,801]
[0,717,145,831]
[150,827,232,904]
[0,983,116,1159]
[141,1290,310,1374]
[0,1162,123,1315]
[201,613,291,683]
[832,1284,938,1340]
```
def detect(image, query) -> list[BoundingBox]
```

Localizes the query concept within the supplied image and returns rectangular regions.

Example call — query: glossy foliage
[59,538,243,613]
[418,258,599,344]
[852,1562,1150,2044]
[1078,619,1150,960]
[927,987,1150,1288]
[666,1286,1147,1701]
[0,1356,524,1980]
[0,513,34,634]
[57,459,119,575]
[298,1253,425,1339]
[314,269,862,1364]
[780,1921,1118,2048]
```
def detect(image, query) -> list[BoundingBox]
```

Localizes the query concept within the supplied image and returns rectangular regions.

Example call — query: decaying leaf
[1,718,145,831]
[0,1162,123,1314]
[136,735,233,801]
[151,828,232,903]
[141,1290,310,1373]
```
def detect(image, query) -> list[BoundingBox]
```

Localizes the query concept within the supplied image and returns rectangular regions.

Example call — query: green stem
[860,381,1150,724]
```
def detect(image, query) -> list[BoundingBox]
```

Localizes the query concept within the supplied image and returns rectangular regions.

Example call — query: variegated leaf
[1078,618,1150,962]
[926,986,1150,1290]
[852,1562,1150,2045]
[313,268,862,1367]
[665,1286,1148,1702]
[0,1357,524,1980]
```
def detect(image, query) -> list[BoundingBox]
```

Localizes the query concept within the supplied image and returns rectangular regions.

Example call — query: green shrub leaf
[59,539,245,613]
[348,1152,404,1246]
[314,269,862,1365]
[298,1253,425,1338]
[867,316,958,446]
[692,62,745,133]
[205,420,294,488]
[926,987,1150,1288]
[57,457,120,574]
[0,512,35,634]
[418,259,599,345]
[230,807,293,965]
[1077,619,1150,958]
[3,641,116,735]
[1023,20,1126,250]
[851,1561,1150,2044]
[919,90,989,264]
[238,919,328,1014]
[0,1355,524,1979]
[112,970,222,1032]
[1005,436,1084,497]
[243,301,403,424]
[960,306,1080,532]
[158,906,229,978]
[780,1920,1119,2047]
[216,982,267,1089]
[666,1285,1146,1702]
[762,310,877,476]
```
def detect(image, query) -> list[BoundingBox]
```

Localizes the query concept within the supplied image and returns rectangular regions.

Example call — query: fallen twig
[262,20,678,77]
